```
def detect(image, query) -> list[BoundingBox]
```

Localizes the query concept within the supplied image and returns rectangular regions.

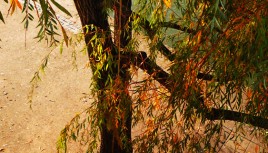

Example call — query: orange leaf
[246,89,252,99]
[255,145,259,153]
[8,0,22,15]
[163,0,172,8]
[9,0,16,15]
[197,31,202,44]
[14,0,22,10]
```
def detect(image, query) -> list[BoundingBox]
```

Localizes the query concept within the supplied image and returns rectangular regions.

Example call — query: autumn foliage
[1,0,268,152]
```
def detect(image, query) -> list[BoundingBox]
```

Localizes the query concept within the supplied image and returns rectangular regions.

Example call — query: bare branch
[206,108,268,129]
[134,51,171,89]
[160,22,196,33]
[132,52,214,87]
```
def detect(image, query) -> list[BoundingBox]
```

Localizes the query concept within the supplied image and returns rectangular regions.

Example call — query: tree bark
[73,0,132,152]
[113,0,133,152]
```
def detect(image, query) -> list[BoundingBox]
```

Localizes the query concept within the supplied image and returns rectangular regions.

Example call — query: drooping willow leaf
[8,0,22,15]
[51,0,72,17]
[39,0,48,24]
[0,11,4,23]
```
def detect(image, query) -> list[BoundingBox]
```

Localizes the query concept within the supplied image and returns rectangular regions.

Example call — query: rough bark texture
[113,0,133,152]
[73,0,132,152]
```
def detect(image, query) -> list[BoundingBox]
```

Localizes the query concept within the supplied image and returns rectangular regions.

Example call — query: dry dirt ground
[0,1,267,153]
[0,1,92,152]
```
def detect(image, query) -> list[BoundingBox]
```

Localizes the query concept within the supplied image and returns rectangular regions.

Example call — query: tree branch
[206,108,268,129]
[160,22,196,33]
[133,52,214,88]
[160,21,223,34]
[131,51,268,129]
[135,51,171,89]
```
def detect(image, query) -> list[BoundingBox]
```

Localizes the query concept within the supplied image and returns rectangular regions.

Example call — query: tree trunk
[73,0,132,152]
[113,0,133,152]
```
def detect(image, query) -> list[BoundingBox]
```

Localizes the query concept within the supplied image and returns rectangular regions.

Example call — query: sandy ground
[0,1,267,153]
[0,1,92,152]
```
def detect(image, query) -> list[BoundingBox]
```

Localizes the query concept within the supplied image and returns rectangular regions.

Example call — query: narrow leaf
[14,0,22,10]
[51,0,72,17]
[61,26,68,46]
[8,0,16,15]
[59,41,63,54]
[0,11,5,23]
[39,0,48,24]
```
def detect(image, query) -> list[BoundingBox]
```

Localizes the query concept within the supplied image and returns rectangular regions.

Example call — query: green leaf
[210,17,215,32]
[0,11,5,23]
[264,79,267,90]
[217,8,227,21]
[51,0,72,17]
[214,0,220,14]
[71,132,77,141]
[39,0,48,24]
[59,41,64,54]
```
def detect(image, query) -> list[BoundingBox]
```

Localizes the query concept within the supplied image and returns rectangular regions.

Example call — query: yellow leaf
[163,0,172,8]
[197,30,202,44]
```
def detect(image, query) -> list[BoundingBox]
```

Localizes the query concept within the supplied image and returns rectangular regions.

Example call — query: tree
[1,0,268,152]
